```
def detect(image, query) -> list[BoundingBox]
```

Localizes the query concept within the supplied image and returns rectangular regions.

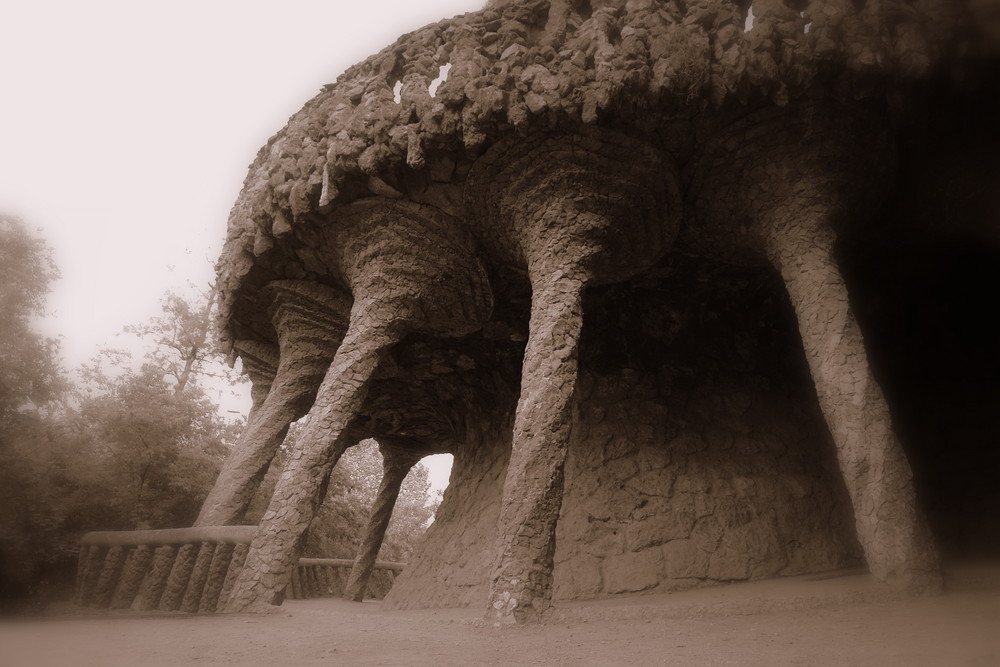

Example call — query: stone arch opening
[422,453,454,512]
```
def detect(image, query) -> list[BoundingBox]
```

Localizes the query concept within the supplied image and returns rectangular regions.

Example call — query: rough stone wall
[385,367,859,608]
[552,369,858,599]
[384,423,511,609]
[385,267,861,608]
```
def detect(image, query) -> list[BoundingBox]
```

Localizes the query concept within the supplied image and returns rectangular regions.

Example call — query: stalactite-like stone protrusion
[763,220,941,591]
[197,281,351,527]
[225,200,493,612]
[468,130,680,623]
[111,545,153,609]
[344,446,422,602]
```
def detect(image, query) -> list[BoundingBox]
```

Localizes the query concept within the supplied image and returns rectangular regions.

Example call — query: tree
[64,286,246,529]
[0,216,70,608]
[0,273,244,609]
[72,364,239,529]
[0,215,63,426]
[123,287,241,394]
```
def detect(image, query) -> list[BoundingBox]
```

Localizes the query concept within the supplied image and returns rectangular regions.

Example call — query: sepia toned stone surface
[135,545,176,611]
[197,0,999,621]
[384,268,863,608]
[223,200,493,612]
[197,281,351,527]
[344,445,422,602]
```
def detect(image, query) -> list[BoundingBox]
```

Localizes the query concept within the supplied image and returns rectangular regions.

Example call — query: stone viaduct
[76,0,1000,624]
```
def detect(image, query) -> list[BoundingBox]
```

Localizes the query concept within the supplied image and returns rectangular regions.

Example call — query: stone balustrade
[291,558,404,601]
[75,528,403,612]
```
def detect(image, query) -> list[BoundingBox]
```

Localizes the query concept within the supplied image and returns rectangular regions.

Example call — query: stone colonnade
[224,200,493,611]
[109,0,991,623]
[204,123,937,620]
[75,116,942,621]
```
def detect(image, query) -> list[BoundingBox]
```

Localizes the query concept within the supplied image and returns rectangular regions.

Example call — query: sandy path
[2,563,998,666]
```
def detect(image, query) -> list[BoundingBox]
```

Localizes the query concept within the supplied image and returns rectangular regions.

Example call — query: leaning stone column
[761,216,940,591]
[689,104,941,592]
[468,130,680,623]
[487,269,585,623]
[344,445,422,602]
[224,200,492,612]
[225,324,393,611]
[196,281,351,526]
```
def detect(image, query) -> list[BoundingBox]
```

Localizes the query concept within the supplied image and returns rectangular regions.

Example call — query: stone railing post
[111,544,153,609]
[135,545,177,611]
[199,542,236,613]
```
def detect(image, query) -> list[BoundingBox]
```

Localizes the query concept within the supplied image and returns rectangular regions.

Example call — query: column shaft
[765,221,940,590]
[224,324,395,612]
[344,447,419,601]
[487,273,585,623]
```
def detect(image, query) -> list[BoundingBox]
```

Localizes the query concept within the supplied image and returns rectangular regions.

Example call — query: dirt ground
[2,562,998,667]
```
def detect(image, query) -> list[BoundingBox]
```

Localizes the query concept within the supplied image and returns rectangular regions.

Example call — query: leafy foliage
[123,288,242,393]
[0,232,441,610]
[319,439,439,562]
[0,216,63,423]
[72,365,238,529]
[0,267,242,610]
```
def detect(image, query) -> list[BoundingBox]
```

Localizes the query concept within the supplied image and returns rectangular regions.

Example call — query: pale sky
[0,0,484,493]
